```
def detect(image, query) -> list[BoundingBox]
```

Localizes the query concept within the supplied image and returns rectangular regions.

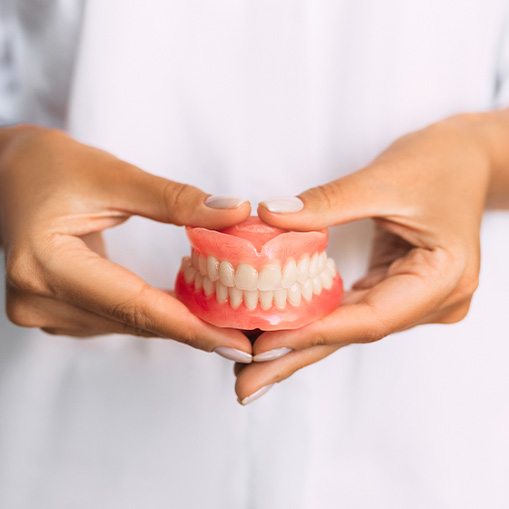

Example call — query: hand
[0,125,252,358]
[235,115,493,403]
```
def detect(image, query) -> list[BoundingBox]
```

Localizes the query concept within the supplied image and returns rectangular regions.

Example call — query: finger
[235,345,339,403]
[258,168,395,231]
[252,247,456,356]
[6,287,156,337]
[103,162,251,228]
[44,235,252,353]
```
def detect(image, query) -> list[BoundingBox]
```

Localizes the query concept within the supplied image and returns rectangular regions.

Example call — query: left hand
[235,114,492,404]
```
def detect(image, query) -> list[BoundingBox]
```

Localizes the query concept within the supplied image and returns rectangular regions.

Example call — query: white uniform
[1,1,509,507]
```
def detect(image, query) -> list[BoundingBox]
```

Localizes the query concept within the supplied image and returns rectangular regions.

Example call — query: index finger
[45,234,252,354]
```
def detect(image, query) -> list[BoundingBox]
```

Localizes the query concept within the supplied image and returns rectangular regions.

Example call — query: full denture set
[175,217,343,330]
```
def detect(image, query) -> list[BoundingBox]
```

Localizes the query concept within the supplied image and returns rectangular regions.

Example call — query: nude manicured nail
[214,346,252,364]
[261,197,304,213]
[239,384,274,406]
[205,195,248,209]
[253,347,292,362]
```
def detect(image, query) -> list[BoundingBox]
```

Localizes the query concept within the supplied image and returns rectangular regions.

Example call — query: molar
[320,269,333,290]
[184,264,197,284]
[203,277,214,297]
[258,264,281,291]
[198,254,208,275]
[194,272,203,291]
[219,261,235,287]
[235,264,258,291]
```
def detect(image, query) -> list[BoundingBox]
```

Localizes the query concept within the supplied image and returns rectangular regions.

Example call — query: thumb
[106,162,251,229]
[257,169,391,231]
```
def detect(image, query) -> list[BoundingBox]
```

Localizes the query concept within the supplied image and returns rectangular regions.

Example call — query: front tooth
[309,253,319,277]
[282,258,298,288]
[318,252,327,272]
[244,290,258,310]
[259,291,274,310]
[216,282,228,304]
[312,276,322,295]
[198,254,208,275]
[326,258,336,275]
[258,264,281,291]
[235,264,258,291]
[274,288,287,309]
[219,261,235,287]
[301,280,313,302]
[203,277,214,297]
[184,265,197,284]
[288,283,302,307]
[229,287,243,309]
[207,256,219,282]
[320,270,333,290]
[194,272,203,291]
[297,255,310,283]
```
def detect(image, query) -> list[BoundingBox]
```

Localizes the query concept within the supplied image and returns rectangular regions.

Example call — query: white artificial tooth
[318,252,327,272]
[229,287,243,309]
[288,283,302,307]
[326,257,337,275]
[274,288,287,310]
[259,291,274,311]
[320,270,333,290]
[198,254,208,275]
[207,256,219,282]
[215,282,228,304]
[309,253,319,277]
[184,265,197,284]
[234,264,258,291]
[203,277,214,297]
[301,280,313,302]
[219,261,235,287]
[258,264,281,291]
[181,256,191,268]
[194,272,203,291]
[312,276,322,295]
[191,250,200,269]
[297,255,310,283]
[244,290,258,310]
[282,258,298,288]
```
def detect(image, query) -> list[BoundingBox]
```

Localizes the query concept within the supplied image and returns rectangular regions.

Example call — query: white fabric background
[1,1,509,508]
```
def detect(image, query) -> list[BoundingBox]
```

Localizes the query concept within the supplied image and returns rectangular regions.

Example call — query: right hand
[0,125,252,356]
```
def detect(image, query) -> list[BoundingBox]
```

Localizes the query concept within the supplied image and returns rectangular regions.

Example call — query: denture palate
[181,250,337,311]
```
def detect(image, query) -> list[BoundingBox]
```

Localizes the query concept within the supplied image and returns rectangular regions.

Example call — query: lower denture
[175,217,343,331]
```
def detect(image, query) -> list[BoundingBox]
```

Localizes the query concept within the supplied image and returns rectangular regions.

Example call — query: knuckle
[6,249,45,294]
[163,181,198,225]
[108,285,154,333]
[306,183,339,212]
[439,301,472,324]
[5,293,42,328]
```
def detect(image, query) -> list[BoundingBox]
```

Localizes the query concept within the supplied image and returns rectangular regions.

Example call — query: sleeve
[493,7,509,108]
[0,0,19,126]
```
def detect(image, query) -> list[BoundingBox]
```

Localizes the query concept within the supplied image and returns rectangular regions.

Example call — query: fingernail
[253,347,292,362]
[214,346,252,364]
[239,384,274,406]
[205,195,248,209]
[261,196,304,213]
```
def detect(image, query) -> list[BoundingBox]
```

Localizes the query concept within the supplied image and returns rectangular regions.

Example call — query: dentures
[175,217,343,330]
